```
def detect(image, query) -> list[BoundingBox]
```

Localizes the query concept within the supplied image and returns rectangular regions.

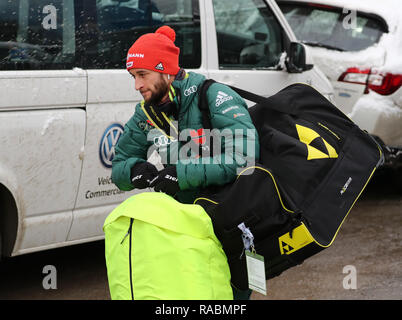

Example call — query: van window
[0,0,77,70]
[84,0,201,69]
[212,0,283,69]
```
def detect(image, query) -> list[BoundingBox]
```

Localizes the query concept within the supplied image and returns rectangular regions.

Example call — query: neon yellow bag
[103,192,233,300]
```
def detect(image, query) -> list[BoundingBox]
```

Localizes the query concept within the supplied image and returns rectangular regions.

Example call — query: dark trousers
[232,286,252,300]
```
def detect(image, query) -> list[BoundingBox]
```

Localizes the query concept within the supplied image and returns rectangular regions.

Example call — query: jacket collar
[172,70,207,113]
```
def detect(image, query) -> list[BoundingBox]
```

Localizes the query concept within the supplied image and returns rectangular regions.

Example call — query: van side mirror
[286,42,314,73]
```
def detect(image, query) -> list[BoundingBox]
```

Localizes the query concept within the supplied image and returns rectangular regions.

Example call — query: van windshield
[278,2,388,52]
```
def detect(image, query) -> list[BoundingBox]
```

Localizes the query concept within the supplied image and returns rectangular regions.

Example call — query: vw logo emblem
[99,123,124,168]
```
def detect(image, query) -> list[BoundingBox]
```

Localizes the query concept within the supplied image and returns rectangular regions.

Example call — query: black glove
[149,166,180,196]
[130,162,159,189]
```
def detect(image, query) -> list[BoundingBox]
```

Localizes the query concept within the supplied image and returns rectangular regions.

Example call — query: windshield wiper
[301,41,345,52]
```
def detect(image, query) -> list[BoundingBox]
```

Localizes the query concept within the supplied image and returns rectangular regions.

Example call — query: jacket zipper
[121,218,134,300]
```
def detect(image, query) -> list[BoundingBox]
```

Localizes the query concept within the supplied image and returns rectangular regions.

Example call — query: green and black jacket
[111,71,259,203]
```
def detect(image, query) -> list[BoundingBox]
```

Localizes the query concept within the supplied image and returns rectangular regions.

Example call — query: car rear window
[278,2,388,52]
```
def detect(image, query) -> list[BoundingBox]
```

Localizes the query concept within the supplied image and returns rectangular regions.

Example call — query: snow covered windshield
[278,2,388,52]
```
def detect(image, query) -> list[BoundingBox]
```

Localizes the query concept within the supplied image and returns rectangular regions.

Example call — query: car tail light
[338,68,370,86]
[368,72,402,95]
[338,67,402,95]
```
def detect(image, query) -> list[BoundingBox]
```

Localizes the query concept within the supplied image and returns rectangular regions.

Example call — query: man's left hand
[150,166,180,196]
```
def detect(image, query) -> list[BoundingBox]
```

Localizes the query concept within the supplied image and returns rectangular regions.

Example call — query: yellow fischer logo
[296,124,338,160]
[279,224,314,255]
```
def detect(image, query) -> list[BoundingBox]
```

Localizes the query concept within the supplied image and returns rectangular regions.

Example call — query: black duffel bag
[195,81,384,291]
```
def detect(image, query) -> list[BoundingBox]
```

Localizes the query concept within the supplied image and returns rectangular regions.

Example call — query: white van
[0,0,333,258]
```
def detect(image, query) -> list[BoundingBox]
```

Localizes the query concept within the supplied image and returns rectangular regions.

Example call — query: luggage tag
[238,223,267,295]
[245,250,267,295]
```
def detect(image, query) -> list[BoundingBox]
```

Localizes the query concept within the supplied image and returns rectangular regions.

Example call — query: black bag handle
[229,83,301,116]
[199,79,271,106]
[228,84,271,105]
[197,79,300,130]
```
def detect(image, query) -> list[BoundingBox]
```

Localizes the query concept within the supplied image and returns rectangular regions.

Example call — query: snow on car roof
[277,0,402,73]
[278,0,401,31]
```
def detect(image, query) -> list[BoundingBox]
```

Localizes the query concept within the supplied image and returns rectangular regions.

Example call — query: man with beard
[111,27,259,299]
[112,25,259,204]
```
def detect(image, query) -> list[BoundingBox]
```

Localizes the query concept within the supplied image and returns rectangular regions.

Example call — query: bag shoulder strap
[227,84,269,105]
[198,79,269,129]
[227,83,298,115]
[198,79,216,130]
[198,79,299,128]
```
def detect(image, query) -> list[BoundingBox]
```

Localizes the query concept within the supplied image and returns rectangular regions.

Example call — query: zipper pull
[121,218,134,244]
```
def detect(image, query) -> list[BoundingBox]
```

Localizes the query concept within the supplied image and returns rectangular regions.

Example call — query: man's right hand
[130,162,159,189]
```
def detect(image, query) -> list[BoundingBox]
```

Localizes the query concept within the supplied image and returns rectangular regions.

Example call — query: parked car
[276,0,402,171]
[0,0,334,259]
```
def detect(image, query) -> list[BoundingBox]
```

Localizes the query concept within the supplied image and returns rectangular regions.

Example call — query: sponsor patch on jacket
[153,135,175,147]
[138,120,154,131]
[221,105,239,114]
[184,85,197,97]
[233,113,246,118]
[216,91,233,107]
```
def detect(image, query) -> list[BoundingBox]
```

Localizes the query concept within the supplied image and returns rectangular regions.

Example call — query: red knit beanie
[126,26,180,75]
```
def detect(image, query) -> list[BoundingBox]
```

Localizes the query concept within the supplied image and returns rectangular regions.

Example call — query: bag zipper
[121,218,134,300]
